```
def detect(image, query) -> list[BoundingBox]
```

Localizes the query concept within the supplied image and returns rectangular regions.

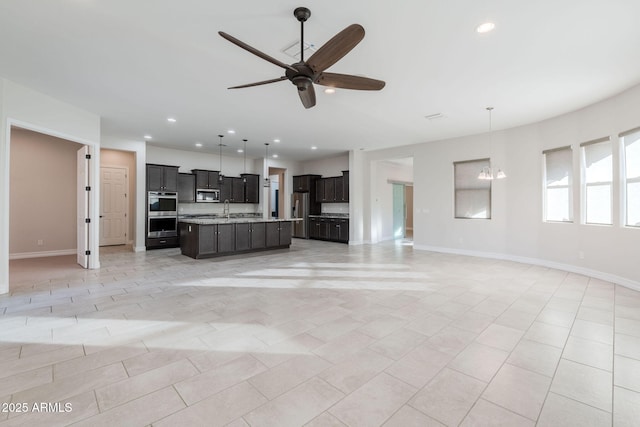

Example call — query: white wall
[302,153,349,176]
[1,79,101,295]
[364,83,640,289]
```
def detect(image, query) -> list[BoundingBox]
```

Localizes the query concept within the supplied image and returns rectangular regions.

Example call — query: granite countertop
[179,218,301,225]
[308,214,349,219]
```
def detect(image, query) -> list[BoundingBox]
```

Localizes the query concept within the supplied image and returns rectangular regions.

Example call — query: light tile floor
[1,239,639,426]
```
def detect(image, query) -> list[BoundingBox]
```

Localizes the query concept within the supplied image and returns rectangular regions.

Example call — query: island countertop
[179,218,301,225]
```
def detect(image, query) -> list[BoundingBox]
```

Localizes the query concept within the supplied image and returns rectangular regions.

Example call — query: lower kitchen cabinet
[217,223,235,253]
[309,217,348,243]
[180,220,292,259]
[235,222,266,250]
[250,222,266,249]
[266,221,292,247]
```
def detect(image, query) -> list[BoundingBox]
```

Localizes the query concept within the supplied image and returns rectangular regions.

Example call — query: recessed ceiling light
[195,143,203,147]
[324,88,336,94]
[144,135,152,140]
[167,117,177,123]
[311,146,318,150]
[237,149,244,153]
[273,139,280,143]
[227,129,235,134]
[272,154,278,158]
[476,22,495,33]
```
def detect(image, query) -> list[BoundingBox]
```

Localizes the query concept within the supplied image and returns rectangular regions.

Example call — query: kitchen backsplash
[321,203,349,214]
[178,203,259,216]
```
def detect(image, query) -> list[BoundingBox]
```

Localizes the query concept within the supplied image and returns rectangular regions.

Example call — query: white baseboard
[414,244,640,292]
[134,246,146,253]
[9,249,76,260]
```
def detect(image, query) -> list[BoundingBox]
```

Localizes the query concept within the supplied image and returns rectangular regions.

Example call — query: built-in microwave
[148,191,178,214]
[196,188,220,203]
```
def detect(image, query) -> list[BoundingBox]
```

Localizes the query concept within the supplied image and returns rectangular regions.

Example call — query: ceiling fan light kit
[219,6,385,108]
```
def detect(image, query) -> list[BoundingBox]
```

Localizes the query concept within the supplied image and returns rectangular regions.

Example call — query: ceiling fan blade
[228,76,288,89]
[298,84,316,109]
[306,24,365,73]
[219,31,297,73]
[315,72,385,90]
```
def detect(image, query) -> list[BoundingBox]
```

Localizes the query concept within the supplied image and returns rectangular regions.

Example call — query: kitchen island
[178,218,296,259]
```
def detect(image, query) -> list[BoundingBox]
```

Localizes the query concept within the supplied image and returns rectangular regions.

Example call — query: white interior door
[77,146,89,268]
[100,166,128,246]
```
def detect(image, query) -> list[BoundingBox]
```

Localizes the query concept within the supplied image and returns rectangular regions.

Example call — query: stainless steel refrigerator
[292,192,310,238]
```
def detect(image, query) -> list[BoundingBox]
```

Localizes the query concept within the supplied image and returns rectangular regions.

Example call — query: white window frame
[454,158,491,220]
[543,146,573,223]
[580,137,612,226]
[620,126,640,228]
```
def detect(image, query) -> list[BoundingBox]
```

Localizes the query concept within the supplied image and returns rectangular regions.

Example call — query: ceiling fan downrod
[294,7,311,62]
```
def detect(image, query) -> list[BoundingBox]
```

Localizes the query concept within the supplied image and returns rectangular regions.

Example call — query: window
[544,146,573,222]
[581,137,612,225]
[622,127,640,227]
[454,159,491,219]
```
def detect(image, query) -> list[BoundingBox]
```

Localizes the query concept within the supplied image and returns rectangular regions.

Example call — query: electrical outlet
[37,239,44,246]
[579,251,585,259]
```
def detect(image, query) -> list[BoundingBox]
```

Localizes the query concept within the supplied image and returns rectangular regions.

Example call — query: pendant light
[264,143,271,187]
[218,134,226,183]
[478,107,506,180]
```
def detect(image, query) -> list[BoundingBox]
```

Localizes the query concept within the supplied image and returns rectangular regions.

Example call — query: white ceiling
[1,1,640,161]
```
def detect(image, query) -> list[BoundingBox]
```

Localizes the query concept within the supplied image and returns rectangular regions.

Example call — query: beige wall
[9,128,82,255]
[405,185,414,230]
[100,148,136,243]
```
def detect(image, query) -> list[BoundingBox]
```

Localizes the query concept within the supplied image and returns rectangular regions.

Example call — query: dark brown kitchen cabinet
[266,221,291,247]
[146,164,179,192]
[241,174,260,203]
[235,221,266,250]
[332,218,349,243]
[293,174,321,192]
[250,222,266,248]
[192,169,220,189]
[178,223,217,257]
[341,171,349,202]
[220,177,244,203]
[309,217,348,243]
[235,223,251,251]
[310,217,331,239]
[178,173,195,203]
[316,178,336,202]
[217,223,235,253]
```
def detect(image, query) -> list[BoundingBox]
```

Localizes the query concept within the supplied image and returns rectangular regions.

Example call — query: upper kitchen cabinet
[192,169,220,190]
[178,173,196,203]
[220,176,245,203]
[315,171,349,203]
[293,174,321,192]
[146,164,179,192]
[241,174,260,203]
[336,171,349,202]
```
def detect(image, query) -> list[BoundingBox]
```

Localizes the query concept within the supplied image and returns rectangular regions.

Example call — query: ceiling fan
[219,6,385,109]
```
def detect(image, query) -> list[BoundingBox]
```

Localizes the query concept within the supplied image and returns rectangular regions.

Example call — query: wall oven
[147,191,178,237]
[148,191,178,214]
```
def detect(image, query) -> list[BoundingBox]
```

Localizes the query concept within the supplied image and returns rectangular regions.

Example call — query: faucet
[223,199,230,220]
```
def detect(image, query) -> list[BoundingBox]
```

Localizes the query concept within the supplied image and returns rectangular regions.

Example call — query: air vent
[282,41,316,60]
[425,113,444,120]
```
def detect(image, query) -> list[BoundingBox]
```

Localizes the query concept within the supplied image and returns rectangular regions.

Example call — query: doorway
[8,127,98,287]
[392,183,414,240]
[269,167,286,218]
[100,166,129,246]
